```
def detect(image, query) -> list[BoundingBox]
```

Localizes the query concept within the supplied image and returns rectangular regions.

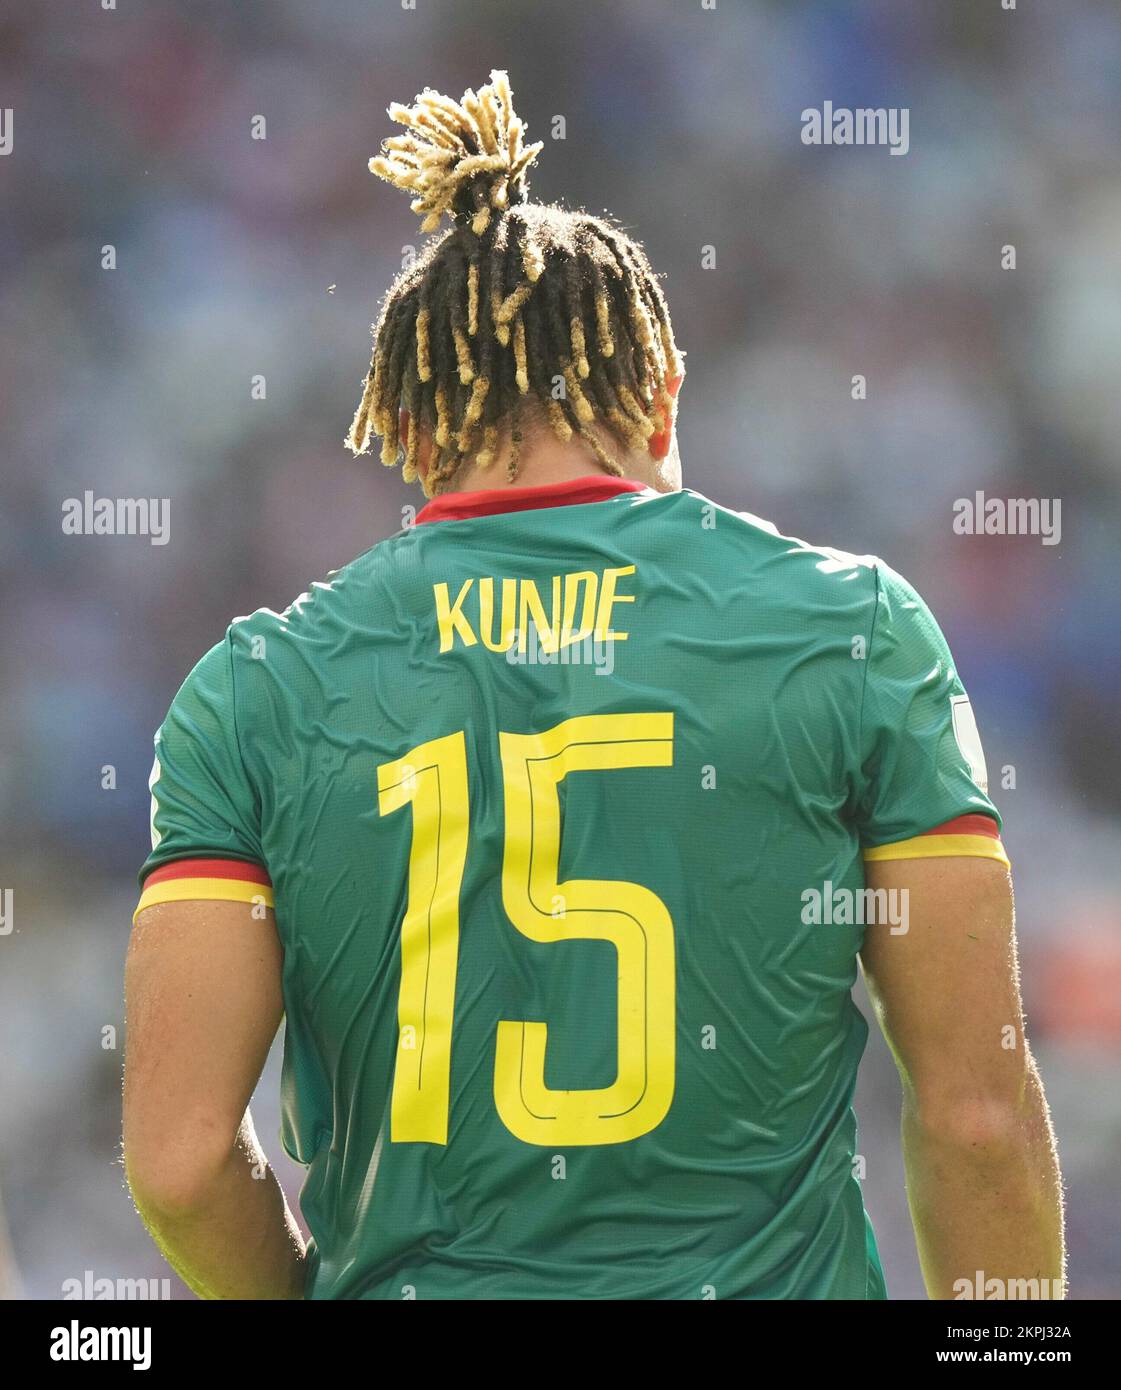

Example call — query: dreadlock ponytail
[347,70,683,495]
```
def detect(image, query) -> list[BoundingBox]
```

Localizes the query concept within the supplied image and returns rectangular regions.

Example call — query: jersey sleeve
[854,562,1009,867]
[135,633,273,920]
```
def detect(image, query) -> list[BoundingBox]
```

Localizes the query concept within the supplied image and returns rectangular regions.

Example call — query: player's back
[142,476,1001,1298]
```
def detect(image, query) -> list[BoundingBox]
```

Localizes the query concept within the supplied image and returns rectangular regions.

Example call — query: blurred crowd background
[1,0,1119,1299]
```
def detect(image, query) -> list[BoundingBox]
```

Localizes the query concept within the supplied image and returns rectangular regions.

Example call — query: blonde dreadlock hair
[347,70,684,495]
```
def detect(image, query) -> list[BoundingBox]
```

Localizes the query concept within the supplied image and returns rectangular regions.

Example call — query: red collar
[415,475,648,525]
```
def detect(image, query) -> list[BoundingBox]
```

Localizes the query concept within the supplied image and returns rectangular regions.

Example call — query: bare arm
[123,899,306,1299]
[860,857,1065,1300]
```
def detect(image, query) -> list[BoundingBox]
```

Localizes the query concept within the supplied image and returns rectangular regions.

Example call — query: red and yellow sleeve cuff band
[134,858,274,922]
[862,814,1009,868]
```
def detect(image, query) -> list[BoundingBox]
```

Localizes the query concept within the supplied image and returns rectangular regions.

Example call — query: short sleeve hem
[861,813,1009,868]
[134,857,273,922]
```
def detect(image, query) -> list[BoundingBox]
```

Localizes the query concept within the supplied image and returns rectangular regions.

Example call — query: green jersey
[137,475,1006,1299]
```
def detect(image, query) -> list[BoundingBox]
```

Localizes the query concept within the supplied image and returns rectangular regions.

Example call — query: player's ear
[647,371,684,461]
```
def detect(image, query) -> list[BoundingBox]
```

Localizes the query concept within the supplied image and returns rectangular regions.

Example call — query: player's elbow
[127,1155,229,1224]
[905,1081,1030,1160]
[124,1118,236,1221]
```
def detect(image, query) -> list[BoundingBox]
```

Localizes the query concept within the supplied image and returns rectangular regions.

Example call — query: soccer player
[123,73,1064,1300]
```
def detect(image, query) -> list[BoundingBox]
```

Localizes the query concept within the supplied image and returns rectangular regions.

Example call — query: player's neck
[444,427,679,495]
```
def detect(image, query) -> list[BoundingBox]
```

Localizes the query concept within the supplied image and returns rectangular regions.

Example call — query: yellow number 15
[377,713,676,1148]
